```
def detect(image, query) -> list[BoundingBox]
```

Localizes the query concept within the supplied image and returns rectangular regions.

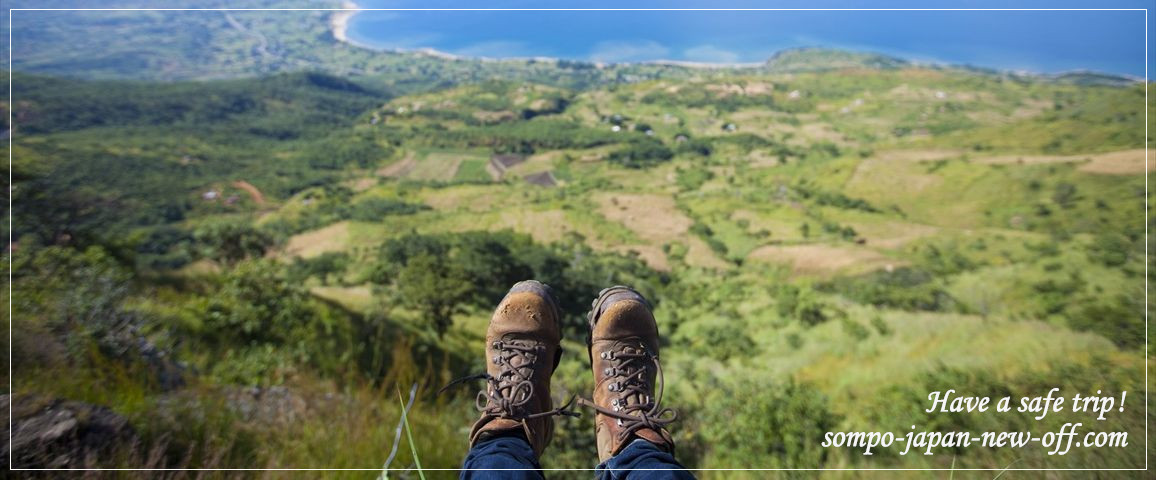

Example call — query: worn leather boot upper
[583,286,676,462]
[467,280,572,459]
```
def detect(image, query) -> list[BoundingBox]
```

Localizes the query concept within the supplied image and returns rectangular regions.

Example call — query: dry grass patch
[506,151,561,176]
[846,155,943,194]
[376,151,416,178]
[684,237,732,270]
[746,243,897,276]
[345,177,377,192]
[493,209,571,244]
[871,149,966,163]
[799,123,850,145]
[614,244,670,271]
[845,220,940,249]
[1078,149,1149,175]
[284,221,350,259]
[420,185,503,212]
[969,149,1150,175]
[595,193,692,242]
[408,152,466,181]
[311,285,374,313]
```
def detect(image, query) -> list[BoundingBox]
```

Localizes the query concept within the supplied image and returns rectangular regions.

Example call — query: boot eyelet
[603,367,615,376]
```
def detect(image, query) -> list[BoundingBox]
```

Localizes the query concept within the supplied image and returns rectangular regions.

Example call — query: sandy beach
[330,0,359,43]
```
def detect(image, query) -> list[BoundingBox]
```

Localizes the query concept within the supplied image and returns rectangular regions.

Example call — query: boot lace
[440,338,578,421]
[579,343,677,445]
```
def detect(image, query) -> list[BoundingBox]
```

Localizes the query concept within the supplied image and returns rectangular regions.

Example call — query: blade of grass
[398,387,426,480]
[992,458,1021,480]
[380,382,418,480]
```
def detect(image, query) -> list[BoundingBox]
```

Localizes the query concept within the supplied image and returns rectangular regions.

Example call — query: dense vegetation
[3,7,1152,476]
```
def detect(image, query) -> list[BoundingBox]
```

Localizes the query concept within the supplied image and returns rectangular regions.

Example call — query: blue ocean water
[345,1,1151,77]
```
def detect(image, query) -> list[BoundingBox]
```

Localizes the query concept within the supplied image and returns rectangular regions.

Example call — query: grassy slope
[8,57,1152,472]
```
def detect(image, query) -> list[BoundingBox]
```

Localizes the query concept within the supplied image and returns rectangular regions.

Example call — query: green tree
[397,254,472,337]
[193,218,274,265]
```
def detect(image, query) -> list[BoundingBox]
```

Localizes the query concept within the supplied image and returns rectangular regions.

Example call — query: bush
[1066,293,1144,348]
[396,254,473,337]
[1086,233,1133,267]
[777,284,831,326]
[347,197,430,221]
[607,137,674,169]
[702,379,840,468]
[677,138,713,157]
[679,319,759,361]
[193,218,274,265]
[675,167,714,191]
[821,267,957,312]
[370,230,663,338]
[191,259,356,381]
[288,252,350,285]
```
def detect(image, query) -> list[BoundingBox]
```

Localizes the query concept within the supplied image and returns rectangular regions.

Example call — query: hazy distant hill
[2,0,699,91]
[4,1,1139,91]
[764,47,911,72]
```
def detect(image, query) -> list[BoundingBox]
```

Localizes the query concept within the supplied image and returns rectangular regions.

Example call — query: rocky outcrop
[2,394,138,469]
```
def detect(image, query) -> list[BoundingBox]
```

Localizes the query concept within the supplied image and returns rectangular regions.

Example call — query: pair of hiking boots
[464,280,676,462]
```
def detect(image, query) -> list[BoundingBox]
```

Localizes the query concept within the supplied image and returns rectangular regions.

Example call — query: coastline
[329,0,359,44]
[323,7,1139,80]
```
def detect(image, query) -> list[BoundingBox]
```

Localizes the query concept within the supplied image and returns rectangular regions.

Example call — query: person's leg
[595,438,694,480]
[461,431,543,480]
[583,286,696,480]
[452,280,575,479]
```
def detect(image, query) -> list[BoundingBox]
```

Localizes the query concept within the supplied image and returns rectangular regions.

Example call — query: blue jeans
[461,435,695,480]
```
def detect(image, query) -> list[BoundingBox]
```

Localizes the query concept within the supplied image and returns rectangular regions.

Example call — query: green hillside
[4,0,1154,468]
[7,54,1151,473]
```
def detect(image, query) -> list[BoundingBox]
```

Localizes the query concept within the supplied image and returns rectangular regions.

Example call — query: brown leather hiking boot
[582,286,677,462]
[463,280,576,458]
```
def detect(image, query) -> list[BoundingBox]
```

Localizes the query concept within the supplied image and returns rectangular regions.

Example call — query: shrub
[396,254,473,337]
[1066,293,1144,348]
[702,379,840,468]
[193,218,274,265]
[675,167,714,191]
[821,267,957,312]
[348,197,430,221]
[607,137,674,169]
[777,284,830,326]
[1086,233,1133,267]
[680,320,759,361]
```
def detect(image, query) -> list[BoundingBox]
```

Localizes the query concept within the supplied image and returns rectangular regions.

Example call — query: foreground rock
[1,394,138,469]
